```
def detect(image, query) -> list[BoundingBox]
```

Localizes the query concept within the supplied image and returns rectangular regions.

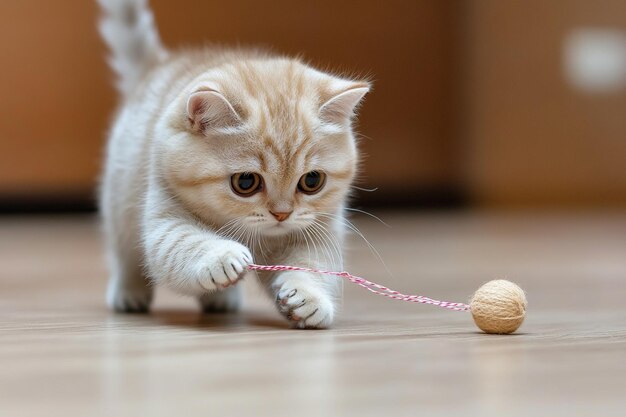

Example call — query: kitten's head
[161,58,369,238]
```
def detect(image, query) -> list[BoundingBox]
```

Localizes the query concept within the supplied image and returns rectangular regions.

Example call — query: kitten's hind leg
[198,285,242,313]
[106,239,153,313]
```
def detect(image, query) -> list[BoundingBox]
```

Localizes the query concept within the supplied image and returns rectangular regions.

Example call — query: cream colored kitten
[98,0,369,328]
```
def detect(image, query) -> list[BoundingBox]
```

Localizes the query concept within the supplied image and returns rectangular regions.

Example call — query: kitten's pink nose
[270,211,292,222]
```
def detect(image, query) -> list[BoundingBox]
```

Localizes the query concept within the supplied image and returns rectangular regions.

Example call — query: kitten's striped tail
[97,0,167,96]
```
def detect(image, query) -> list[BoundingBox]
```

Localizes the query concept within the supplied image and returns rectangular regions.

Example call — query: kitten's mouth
[263,223,290,235]
[256,221,302,237]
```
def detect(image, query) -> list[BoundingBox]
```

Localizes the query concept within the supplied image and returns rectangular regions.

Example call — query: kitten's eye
[231,172,263,196]
[298,171,326,194]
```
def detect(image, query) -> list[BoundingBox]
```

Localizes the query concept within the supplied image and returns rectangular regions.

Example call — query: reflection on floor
[1,211,625,416]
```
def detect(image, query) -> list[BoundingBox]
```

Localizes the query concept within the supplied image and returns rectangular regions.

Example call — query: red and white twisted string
[248,264,470,312]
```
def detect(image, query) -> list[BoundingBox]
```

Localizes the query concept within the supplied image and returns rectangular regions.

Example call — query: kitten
[98,0,369,328]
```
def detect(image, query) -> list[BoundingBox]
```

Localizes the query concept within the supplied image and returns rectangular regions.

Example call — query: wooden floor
[1,212,625,417]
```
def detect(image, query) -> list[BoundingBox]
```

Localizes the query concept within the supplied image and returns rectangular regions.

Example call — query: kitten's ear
[320,83,370,126]
[186,89,241,134]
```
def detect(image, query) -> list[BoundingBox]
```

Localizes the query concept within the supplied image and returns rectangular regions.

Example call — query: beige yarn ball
[470,280,527,334]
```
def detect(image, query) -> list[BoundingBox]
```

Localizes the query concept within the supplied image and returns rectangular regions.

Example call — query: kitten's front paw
[275,279,334,329]
[194,240,252,291]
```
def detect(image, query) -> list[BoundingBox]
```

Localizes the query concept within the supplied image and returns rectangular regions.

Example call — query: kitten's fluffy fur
[98,0,369,328]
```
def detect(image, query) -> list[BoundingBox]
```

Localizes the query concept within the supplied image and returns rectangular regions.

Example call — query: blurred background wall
[0,0,624,211]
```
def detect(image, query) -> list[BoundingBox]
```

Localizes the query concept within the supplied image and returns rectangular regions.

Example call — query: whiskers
[216,216,288,265]
[314,210,393,279]
[216,216,257,257]
[350,185,379,193]
[307,219,344,269]
[344,207,391,228]
[216,210,386,277]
